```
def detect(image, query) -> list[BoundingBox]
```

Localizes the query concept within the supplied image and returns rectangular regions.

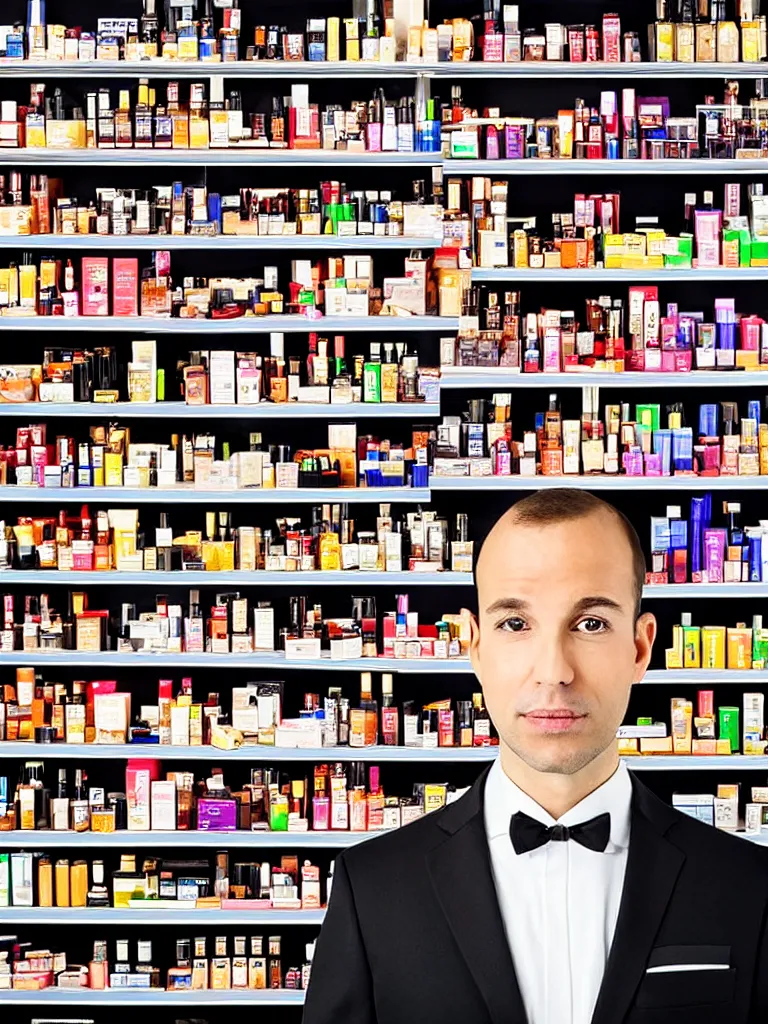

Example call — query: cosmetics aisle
[7,0,768,1021]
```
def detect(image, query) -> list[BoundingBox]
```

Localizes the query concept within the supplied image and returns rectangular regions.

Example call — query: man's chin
[509,739,606,776]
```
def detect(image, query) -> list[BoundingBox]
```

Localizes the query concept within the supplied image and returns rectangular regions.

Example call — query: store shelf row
[0,234,441,251]
[1,746,768,767]
[0,907,326,925]
[0,573,764,599]
[0,315,457,333]
[0,59,765,79]
[0,742,498,762]
[6,478,768,505]
[0,989,307,1005]
[0,401,442,420]
[0,654,761,681]
[438,370,768,390]
[470,267,768,283]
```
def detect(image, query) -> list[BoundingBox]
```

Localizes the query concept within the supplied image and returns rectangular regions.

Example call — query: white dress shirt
[484,758,633,1024]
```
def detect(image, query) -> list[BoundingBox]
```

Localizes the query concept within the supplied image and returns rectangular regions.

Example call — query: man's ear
[467,608,481,683]
[632,612,656,683]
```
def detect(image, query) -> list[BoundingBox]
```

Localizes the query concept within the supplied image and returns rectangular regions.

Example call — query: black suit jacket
[303,766,768,1024]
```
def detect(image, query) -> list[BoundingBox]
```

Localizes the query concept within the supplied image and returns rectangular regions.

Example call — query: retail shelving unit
[4,31,768,1021]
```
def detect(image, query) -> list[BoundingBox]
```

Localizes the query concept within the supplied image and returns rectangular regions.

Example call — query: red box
[81,257,109,316]
[112,257,139,317]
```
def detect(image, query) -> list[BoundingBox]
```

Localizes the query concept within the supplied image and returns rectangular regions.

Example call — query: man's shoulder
[342,796,467,874]
[654,794,768,874]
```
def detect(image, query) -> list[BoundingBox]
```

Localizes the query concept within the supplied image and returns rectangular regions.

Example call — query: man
[303,488,768,1024]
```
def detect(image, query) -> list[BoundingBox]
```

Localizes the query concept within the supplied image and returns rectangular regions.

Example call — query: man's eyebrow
[485,598,530,616]
[572,596,624,614]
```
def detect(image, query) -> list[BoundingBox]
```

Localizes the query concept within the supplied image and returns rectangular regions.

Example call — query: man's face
[469,510,656,776]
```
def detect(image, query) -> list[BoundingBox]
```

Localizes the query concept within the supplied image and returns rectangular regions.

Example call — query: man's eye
[498,617,527,633]
[576,617,608,634]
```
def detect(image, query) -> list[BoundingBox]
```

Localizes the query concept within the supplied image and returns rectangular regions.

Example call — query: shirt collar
[484,757,633,854]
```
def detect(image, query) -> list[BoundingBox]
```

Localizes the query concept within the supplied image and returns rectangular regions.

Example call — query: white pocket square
[646,964,730,975]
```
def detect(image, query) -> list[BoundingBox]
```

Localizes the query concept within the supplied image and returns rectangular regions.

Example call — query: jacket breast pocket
[635,968,736,1009]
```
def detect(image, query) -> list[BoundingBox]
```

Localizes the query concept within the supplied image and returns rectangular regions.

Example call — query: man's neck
[498,745,621,820]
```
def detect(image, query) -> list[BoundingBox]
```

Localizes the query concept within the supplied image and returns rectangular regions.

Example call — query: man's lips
[521,710,587,733]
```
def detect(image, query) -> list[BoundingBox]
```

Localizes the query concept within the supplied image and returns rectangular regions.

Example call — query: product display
[0,504,471,573]
[2,759,468,833]
[0,335,440,407]
[447,287,768,372]
[4,0,768,1017]
[0,172,444,239]
[442,81,768,162]
[0,421,433,489]
[431,392,768,479]
[0,666,493,748]
[458,179,768,269]
[0,931,314,990]
[0,250,461,319]
[619,689,766,754]
[0,588,471,658]
[0,80,443,153]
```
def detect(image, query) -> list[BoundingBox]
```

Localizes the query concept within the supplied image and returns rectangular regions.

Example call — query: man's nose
[534,631,576,687]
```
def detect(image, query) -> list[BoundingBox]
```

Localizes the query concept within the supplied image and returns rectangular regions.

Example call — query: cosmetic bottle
[167,938,193,989]
[472,692,492,746]
[380,673,399,745]
[89,938,109,990]
[86,859,109,907]
[135,938,161,986]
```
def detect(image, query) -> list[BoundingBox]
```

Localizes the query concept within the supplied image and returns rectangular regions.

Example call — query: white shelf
[0,59,423,78]
[0,574,759,597]
[0,149,442,167]
[430,61,768,78]
[0,989,306,1006]
[0,234,440,251]
[0,401,440,419]
[0,315,457,333]
[643,669,768,683]
[625,755,768,771]
[430,476,768,491]
[0,651,473,673]
[471,267,768,282]
[443,158,768,175]
[439,369,768,389]
[0,486,431,504]
[0,570,469,587]
[0,830,382,849]
[0,742,497,762]
[0,907,326,926]
[643,584,768,598]
[0,59,765,79]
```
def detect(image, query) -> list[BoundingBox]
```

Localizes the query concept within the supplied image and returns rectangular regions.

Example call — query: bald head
[476,490,646,620]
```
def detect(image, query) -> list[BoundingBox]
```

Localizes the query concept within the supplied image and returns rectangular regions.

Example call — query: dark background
[3,0,768,1020]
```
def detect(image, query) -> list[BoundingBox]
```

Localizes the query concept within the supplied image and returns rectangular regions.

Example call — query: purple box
[196,798,238,832]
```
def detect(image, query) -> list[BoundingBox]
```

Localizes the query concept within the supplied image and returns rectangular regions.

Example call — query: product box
[126,763,152,831]
[112,258,139,316]
[81,257,109,316]
[197,798,238,832]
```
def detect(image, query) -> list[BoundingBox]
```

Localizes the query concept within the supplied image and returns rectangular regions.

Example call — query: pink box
[112,258,138,317]
[81,257,109,316]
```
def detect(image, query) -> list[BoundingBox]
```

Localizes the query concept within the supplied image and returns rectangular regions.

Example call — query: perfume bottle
[86,860,110,908]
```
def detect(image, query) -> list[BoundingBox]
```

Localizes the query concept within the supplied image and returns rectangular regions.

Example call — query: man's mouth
[522,710,587,733]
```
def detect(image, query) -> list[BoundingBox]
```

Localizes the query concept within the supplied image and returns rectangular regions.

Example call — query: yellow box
[701,625,726,669]
[656,22,675,61]
[45,120,86,150]
[671,698,693,754]
[639,736,674,754]
[665,624,684,669]
[617,737,639,755]
[104,452,124,487]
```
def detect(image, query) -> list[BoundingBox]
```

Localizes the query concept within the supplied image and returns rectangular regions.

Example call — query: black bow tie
[509,810,611,856]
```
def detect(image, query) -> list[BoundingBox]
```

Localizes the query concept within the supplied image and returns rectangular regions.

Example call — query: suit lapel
[426,767,528,1024]
[590,777,686,1024]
